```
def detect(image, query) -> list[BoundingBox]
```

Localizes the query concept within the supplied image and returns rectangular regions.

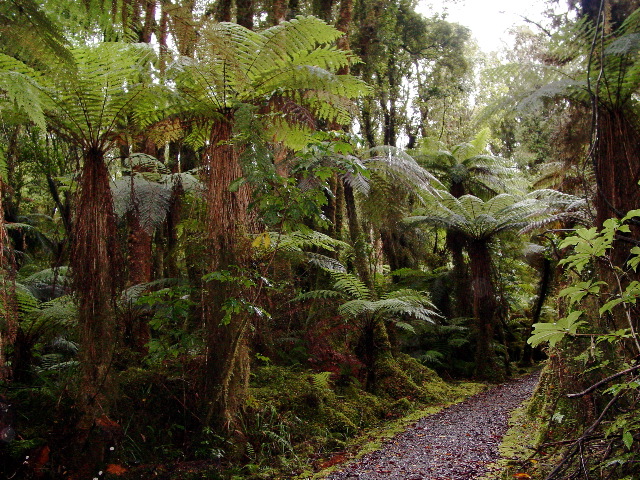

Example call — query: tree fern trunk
[594,108,640,269]
[236,0,254,29]
[312,0,335,22]
[70,146,121,471]
[203,114,252,430]
[467,239,500,379]
[215,0,232,22]
[447,230,472,319]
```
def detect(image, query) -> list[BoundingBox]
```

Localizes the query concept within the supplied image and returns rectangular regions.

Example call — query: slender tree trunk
[522,257,552,366]
[0,183,15,381]
[287,0,299,18]
[467,239,499,379]
[343,181,372,288]
[203,114,252,430]
[140,0,156,43]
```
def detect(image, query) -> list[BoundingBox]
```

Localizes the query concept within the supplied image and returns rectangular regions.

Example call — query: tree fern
[171,15,369,150]
[112,175,173,233]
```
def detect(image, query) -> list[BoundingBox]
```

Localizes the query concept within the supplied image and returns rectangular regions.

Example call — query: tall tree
[173,16,368,428]
[415,129,511,318]
[38,43,155,470]
[409,192,553,378]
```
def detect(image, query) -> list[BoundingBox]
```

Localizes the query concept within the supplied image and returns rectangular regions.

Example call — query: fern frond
[15,283,39,316]
[292,289,347,301]
[112,176,173,232]
[309,371,333,391]
[276,230,350,253]
[306,252,347,272]
[0,54,50,130]
[330,271,371,300]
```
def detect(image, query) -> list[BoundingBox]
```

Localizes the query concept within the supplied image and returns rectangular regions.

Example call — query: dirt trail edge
[325,372,540,480]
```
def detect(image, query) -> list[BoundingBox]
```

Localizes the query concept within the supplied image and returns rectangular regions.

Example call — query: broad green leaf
[528,311,586,347]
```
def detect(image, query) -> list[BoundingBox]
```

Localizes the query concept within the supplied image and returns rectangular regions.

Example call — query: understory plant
[527,210,640,479]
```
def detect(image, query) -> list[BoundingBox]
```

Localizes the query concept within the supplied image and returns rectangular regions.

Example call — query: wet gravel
[325,373,539,480]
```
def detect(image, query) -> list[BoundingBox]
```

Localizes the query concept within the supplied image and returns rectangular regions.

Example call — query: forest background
[2,0,640,479]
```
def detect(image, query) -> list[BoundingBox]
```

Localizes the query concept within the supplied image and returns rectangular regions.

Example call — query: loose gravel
[325,372,539,480]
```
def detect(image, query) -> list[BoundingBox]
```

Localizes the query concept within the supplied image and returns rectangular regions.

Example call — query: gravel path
[325,373,539,480]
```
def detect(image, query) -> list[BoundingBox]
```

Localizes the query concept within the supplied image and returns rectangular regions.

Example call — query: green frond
[292,289,347,301]
[366,146,442,195]
[309,371,333,391]
[22,267,70,290]
[121,278,186,305]
[178,15,368,148]
[411,190,562,240]
[45,42,156,145]
[276,230,350,253]
[24,295,77,331]
[0,0,72,68]
[112,176,173,233]
[15,283,39,316]
[306,252,347,272]
[605,33,640,56]
[342,171,370,195]
[35,356,79,373]
[337,299,372,317]
[330,271,371,300]
[0,53,49,130]
[518,79,587,111]
[163,172,203,194]
[126,153,170,175]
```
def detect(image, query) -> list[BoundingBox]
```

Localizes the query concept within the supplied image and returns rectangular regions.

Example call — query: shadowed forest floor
[322,373,540,480]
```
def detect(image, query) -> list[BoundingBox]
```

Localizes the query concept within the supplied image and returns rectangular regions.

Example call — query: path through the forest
[324,372,539,480]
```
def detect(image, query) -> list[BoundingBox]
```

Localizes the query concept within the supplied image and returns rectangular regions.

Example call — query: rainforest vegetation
[2,0,640,478]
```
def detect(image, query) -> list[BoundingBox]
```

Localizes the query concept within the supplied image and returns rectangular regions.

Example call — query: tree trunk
[236,0,254,29]
[0,182,15,381]
[313,0,335,22]
[467,239,500,379]
[272,0,287,23]
[448,180,472,319]
[594,108,640,267]
[215,0,232,22]
[522,257,552,366]
[70,146,121,473]
[446,230,472,318]
[343,180,372,288]
[203,114,252,430]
